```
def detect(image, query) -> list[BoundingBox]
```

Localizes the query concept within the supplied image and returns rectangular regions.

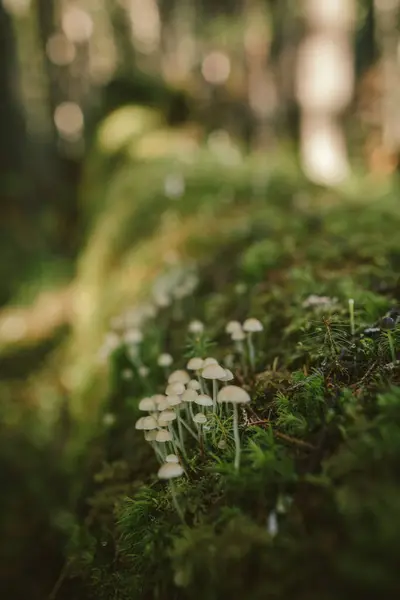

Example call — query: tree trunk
[0,3,27,192]
[296,0,355,186]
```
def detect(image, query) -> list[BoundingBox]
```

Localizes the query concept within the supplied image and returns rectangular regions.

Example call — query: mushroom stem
[177,414,187,458]
[177,414,199,441]
[168,424,179,454]
[212,380,218,411]
[196,370,205,393]
[247,332,256,370]
[235,340,246,371]
[169,480,185,524]
[151,442,164,463]
[232,403,241,471]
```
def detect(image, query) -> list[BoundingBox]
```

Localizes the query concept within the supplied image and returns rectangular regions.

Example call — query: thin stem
[189,402,195,422]
[349,298,355,336]
[247,333,255,370]
[212,379,218,411]
[177,414,199,441]
[177,414,187,458]
[197,370,205,393]
[233,403,241,472]
[168,423,179,454]
[169,480,185,523]
[151,442,164,463]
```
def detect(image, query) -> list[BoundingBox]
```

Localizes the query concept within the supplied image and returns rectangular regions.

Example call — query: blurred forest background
[1,0,400,598]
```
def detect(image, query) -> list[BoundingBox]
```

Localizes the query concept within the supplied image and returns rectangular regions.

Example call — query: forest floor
[2,127,400,599]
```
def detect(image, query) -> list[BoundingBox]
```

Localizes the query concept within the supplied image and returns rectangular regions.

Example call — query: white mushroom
[156,430,173,442]
[157,462,185,522]
[167,394,182,407]
[225,321,242,335]
[142,416,159,430]
[157,353,173,368]
[242,318,263,370]
[138,397,157,412]
[186,357,204,371]
[165,453,179,463]
[217,385,250,471]
[188,320,204,334]
[202,363,226,410]
[203,357,218,367]
[193,413,207,424]
[194,394,213,407]
[187,379,201,391]
[219,368,234,384]
[165,382,185,396]
[168,370,190,385]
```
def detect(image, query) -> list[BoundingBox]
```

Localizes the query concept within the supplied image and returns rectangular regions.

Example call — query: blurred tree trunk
[0,3,27,195]
[36,0,62,150]
[269,0,300,141]
[296,0,355,186]
[374,0,400,159]
[106,0,135,73]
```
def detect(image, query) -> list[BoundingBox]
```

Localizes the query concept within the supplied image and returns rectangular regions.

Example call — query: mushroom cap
[182,389,198,403]
[153,394,167,405]
[231,329,246,341]
[220,368,234,382]
[168,369,190,384]
[202,363,226,380]
[187,379,201,390]
[243,318,263,333]
[142,416,159,430]
[157,353,173,367]
[225,320,242,334]
[193,413,207,424]
[195,394,213,407]
[186,357,204,371]
[158,462,184,479]
[165,382,185,396]
[144,430,158,441]
[135,417,146,430]
[167,394,182,407]
[156,430,173,442]
[159,410,177,422]
[165,453,179,463]
[139,397,157,412]
[188,320,204,334]
[203,357,218,367]
[157,398,170,411]
[217,385,251,404]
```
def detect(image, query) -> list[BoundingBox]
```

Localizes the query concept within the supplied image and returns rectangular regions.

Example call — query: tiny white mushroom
[138,397,157,412]
[187,379,201,391]
[225,321,242,335]
[144,430,158,442]
[135,417,146,430]
[203,357,218,367]
[166,382,185,396]
[219,368,234,383]
[187,357,204,371]
[142,416,158,430]
[242,318,263,370]
[217,385,250,471]
[202,363,226,409]
[193,413,207,424]
[157,462,185,522]
[157,353,173,367]
[181,389,198,403]
[166,453,179,463]
[168,370,190,385]
[156,430,173,442]
[167,394,182,407]
[159,410,177,422]
[188,320,204,334]
[195,394,213,407]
